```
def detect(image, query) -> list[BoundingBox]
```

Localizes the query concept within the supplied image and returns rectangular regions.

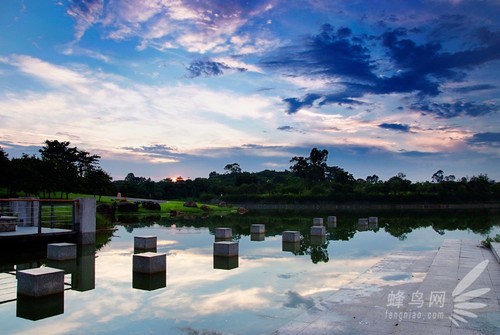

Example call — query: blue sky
[0,0,499,182]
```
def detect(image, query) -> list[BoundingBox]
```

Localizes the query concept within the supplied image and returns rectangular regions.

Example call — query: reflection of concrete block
[213,241,239,257]
[47,243,77,261]
[310,226,326,236]
[133,252,166,274]
[250,224,265,234]
[213,256,239,270]
[358,218,368,225]
[311,235,326,246]
[327,216,337,228]
[16,292,64,321]
[251,233,265,241]
[313,218,323,226]
[282,241,301,252]
[132,271,166,291]
[17,267,64,297]
[327,216,337,223]
[215,228,232,239]
[282,231,300,242]
[134,236,157,250]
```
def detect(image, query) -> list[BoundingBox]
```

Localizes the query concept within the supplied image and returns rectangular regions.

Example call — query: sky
[0,0,499,182]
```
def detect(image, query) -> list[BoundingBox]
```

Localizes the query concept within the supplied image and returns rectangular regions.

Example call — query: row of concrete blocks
[312,216,378,226]
[17,242,81,298]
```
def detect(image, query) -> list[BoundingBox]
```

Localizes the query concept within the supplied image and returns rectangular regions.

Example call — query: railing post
[37,201,42,235]
[76,198,96,245]
[50,203,55,229]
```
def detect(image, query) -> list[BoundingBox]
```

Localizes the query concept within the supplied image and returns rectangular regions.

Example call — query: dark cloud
[277,125,294,131]
[186,59,247,78]
[412,101,498,118]
[378,123,410,132]
[468,132,500,147]
[261,23,500,114]
[452,84,496,93]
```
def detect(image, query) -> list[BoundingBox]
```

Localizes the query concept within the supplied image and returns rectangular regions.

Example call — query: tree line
[0,140,113,199]
[1,143,499,203]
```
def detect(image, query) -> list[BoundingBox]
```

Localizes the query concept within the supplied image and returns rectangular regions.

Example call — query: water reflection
[16,292,64,321]
[213,255,239,270]
[250,233,265,241]
[132,271,167,291]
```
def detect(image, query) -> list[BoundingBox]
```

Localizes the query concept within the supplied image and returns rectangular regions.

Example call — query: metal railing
[0,198,78,234]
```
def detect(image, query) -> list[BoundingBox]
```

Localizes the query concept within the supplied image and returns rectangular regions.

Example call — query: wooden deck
[0,226,77,256]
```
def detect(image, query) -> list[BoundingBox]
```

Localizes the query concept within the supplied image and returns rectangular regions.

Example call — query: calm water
[1,209,499,335]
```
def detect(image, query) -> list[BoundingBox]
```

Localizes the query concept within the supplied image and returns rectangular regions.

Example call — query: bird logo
[449,260,490,327]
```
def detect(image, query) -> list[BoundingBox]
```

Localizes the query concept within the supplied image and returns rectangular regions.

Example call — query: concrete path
[273,239,500,335]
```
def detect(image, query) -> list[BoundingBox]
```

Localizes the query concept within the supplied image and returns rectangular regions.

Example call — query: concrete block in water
[215,228,232,239]
[250,224,265,234]
[133,252,166,274]
[313,218,324,226]
[369,217,378,224]
[310,226,326,236]
[17,267,65,297]
[47,242,77,261]
[282,231,300,242]
[134,236,157,250]
[213,241,239,257]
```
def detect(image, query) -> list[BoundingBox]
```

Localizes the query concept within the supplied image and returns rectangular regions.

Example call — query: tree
[224,163,242,174]
[84,169,114,201]
[290,148,329,182]
[432,170,444,183]
[39,140,101,198]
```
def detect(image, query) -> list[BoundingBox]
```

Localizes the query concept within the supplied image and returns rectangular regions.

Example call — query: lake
[1,208,499,335]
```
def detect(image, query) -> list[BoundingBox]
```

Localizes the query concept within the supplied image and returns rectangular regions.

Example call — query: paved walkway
[273,239,500,335]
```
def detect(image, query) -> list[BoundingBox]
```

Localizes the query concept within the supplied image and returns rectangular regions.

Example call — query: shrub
[116,201,139,212]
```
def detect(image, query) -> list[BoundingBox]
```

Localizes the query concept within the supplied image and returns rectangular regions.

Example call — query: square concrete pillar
[310,226,326,236]
[47,243,77,261]
[213,241,239,257]
[369,217,378,224]
[133,252,166,274]
[215,228,232,239]
[282,231,300,242]
[17,267,65,297]
[134,236,157,250]
[327,216,337,228]
[250,224,265,234]
[313,218,323,226]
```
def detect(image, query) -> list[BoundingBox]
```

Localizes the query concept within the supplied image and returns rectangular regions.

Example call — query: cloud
[260,20,500,114]
[65,0,278,54]
[186,59,247,78]
[412,100,498,118]
[468,132,500,147]
[452,84,496,93]
[378,123,411,132]
[66,0,104,41]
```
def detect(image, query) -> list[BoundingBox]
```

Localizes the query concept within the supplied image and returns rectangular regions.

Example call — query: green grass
[481,234,500,248]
